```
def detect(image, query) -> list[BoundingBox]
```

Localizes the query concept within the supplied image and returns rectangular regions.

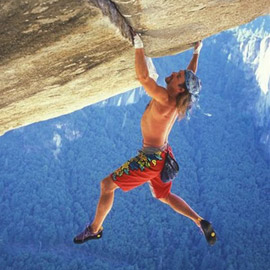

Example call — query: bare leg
[160,192,202,227]
[90,176,119,233]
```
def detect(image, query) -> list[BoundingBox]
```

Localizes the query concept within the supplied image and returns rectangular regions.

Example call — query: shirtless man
[74,35,216,245]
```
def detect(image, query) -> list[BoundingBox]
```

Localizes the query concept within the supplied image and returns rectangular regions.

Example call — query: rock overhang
[0,0,269,135]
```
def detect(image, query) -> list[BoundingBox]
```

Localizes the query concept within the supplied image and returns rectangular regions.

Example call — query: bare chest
[141,100,177,125]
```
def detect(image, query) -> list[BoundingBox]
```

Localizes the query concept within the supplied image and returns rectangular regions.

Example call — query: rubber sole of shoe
[200,220,216,246]
[73,229,103,244]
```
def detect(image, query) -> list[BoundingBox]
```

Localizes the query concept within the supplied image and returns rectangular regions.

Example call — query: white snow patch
[53,133,62,159]
[65,129,81,141]
[117,96,122,106]
[236,30,270,129]
[122,112,127,129]
[255,37,270,94]
[237,32,270,95]
[53,133,61,148]
[126,90,136,105]
[55,123,63,129]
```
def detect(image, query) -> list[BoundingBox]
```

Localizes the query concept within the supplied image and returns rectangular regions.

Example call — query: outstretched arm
[187,41,203,74]
[134,35,169,104]
[135,48,149,81]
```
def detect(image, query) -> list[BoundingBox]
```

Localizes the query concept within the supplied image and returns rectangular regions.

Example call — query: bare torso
[141,99,178,147]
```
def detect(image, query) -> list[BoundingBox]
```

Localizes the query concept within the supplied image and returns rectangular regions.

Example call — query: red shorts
[110,146,174,199]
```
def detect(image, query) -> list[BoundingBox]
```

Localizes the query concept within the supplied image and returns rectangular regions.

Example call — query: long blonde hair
[176,88,192,118]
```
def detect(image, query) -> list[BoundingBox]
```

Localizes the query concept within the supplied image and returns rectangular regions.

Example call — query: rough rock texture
[0,0,269,135]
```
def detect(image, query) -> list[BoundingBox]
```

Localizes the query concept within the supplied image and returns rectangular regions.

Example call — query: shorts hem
[110,174,129,192]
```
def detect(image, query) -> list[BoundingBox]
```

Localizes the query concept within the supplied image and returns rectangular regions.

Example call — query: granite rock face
[0,0,269,135]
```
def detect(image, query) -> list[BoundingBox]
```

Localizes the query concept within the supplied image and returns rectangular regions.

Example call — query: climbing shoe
[200,219,216,245]
[73,225,103,244]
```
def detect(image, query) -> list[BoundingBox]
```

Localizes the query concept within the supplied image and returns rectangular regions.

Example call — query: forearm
[133,34,167,103]
[187,54,199,73]
[187,41,202,73]
[135,48,149,81]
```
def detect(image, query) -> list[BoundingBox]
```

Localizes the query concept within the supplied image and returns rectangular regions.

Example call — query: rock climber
[74,34,216,246]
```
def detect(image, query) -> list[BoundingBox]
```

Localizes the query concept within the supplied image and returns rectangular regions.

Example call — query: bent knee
[100,176,119,193]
